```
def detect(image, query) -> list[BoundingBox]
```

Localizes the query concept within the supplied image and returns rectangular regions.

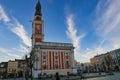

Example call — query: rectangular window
[42,51,47,56]
[54,52,58,56]
[54,61,58,66]
[66,60,69,66]
[42,61,47,66]
[65,52,69,56]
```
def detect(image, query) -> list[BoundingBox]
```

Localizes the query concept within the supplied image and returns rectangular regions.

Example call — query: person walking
[55,72,60,80]
[80,70,84,79]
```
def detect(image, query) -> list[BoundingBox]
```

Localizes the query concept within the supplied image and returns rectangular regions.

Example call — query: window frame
[54,51,58,56]
[65,52,69,56]
[42,51,47,56]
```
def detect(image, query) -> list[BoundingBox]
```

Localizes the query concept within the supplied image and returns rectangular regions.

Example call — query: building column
[33,46,41,78]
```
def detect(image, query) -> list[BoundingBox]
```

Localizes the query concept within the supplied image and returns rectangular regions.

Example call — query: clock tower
[31,0,76,78]
[32,0,44,47]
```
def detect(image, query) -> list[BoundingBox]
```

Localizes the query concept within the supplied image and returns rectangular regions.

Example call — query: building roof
[34,42,74,49]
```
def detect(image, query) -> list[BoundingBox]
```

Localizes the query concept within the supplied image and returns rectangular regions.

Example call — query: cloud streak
[82,0,120,62]
[66,14,87,62]
[0,4,31,47]
[95,0,120,49]
[66,14,85,52]
[9,18,31,47]
[0,5,10,23]
[65,0,120,62]
[0,4,31,61]
[0,47,21,59]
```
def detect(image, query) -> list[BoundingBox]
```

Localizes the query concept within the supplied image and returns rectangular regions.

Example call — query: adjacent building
[0,62,8,78]
[31,1,76,78]
[90,55,100,65]
[7,60,18,77]
[7,59,27,78]
[90,48,120,71]
[15,59,27,77]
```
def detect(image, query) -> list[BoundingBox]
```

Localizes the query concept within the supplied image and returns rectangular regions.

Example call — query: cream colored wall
[7,61,18,73]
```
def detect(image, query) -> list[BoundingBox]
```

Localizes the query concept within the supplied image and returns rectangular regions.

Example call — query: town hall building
[31,0,76,78]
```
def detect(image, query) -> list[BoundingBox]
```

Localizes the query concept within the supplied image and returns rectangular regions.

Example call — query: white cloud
[82,47,107,59]
[0,5,31,62]
[66,14,86,62]
[12,44,31,54]
[9,18,31,47]
[0,5,31,47]
[0,5,10,23]
[81,0,120,62]
[95,0,120,49]
[65,0,120,62]
[19,44,31,54]
[66,14,85,51]
[0,47,21,59]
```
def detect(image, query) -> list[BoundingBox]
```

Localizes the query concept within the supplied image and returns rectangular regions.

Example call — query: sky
[0,0,120,63]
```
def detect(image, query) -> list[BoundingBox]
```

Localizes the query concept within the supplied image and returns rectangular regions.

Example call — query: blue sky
[0,0,120,63]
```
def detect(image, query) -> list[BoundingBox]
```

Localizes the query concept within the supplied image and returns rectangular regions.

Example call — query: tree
[105,53,112,71]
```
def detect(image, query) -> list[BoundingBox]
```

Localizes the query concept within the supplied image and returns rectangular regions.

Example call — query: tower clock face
[35,24,42,34]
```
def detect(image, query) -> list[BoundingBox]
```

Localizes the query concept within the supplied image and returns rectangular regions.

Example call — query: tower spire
[35,0,42,16]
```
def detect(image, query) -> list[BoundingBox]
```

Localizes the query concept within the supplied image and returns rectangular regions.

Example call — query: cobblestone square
[86,72,120,80]
[1,72,120,80]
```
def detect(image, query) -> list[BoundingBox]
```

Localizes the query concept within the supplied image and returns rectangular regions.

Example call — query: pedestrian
[80,70,83,79]
[55,72,60,80]
[66,72,69,80]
